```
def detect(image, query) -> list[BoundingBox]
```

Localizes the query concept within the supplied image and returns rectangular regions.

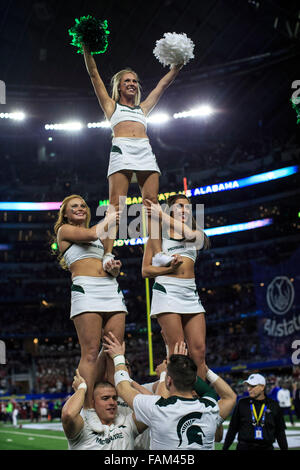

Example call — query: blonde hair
[52,194,91,270]
[110,68,141,105]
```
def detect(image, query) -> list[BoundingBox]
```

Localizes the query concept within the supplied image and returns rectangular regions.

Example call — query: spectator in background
[54,399,62,420]
[48,400,55,422]
[12,400,19,428]
[268,376,280,402]
[223,373,288,450]
[31,400,39,422]
[40,399,47,421]
[277,382,294,425]
[293,381,300,419]
[0,401,7,422]
[6,400,13,424]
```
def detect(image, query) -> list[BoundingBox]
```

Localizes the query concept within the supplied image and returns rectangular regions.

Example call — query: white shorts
[150,276,205,318]
[70,276,128,319]
[107,137,161,177]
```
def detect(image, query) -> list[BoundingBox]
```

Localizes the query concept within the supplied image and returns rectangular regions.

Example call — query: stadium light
[41,104,215,131]
[173,104,214,119]
[87,121,110,128]
[45,121,83,131]
[0,111,25,120]
[146,112,170,124]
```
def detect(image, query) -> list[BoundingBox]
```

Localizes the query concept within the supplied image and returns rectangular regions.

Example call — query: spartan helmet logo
[177,412,204,448]
[266,276,295,315]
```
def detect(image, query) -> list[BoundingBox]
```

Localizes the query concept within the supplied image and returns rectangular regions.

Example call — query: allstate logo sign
[266,276,294,315]
[264,276,299,338]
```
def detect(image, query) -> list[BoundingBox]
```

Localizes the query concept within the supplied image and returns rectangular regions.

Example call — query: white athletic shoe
[102,252,115,271]
[152,252,173,267]
[83,408,104,433]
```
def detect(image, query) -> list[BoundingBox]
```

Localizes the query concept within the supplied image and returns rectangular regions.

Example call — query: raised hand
[103,331,125,359]
[174,341,188,356]
[143,199,162,220]
[155,359,167,376]
[105,207,121,227]
[72,368,87,392]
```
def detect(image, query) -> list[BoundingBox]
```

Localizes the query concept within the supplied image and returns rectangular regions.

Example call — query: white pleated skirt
[107,137,161,177]
[70,276,128,318]
[150,276,205,318]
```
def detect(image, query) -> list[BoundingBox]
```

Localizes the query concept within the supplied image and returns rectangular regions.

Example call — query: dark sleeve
[274,403,288,450]
[194,376,218,400]
[222,401,240,450]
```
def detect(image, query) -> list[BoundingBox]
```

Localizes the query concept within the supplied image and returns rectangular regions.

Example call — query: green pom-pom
[68,15,110,55]
[291,97,300,125]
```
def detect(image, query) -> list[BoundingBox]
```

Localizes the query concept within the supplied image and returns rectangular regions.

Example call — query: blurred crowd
[0,325,297,397]
[1,369,300,425]
[0,397,65,425]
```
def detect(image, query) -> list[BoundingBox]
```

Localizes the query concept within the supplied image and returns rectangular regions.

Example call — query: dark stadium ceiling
[1,0,300,136]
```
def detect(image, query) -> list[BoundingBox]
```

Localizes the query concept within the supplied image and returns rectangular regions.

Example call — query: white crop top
[110,102,147,130]
[161,237,198,262]
[63,239,104,268]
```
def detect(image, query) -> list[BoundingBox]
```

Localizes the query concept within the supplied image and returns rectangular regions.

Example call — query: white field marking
[0,430,66,440]
[22,422,63,431]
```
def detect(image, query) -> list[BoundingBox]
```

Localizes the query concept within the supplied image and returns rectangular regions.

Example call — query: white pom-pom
[153,32,195,67]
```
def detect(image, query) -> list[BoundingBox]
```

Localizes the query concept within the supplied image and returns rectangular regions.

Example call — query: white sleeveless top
[63,239,104,268]
[68,412,138,450]
[110,102,147,130]
[161,237,198,262]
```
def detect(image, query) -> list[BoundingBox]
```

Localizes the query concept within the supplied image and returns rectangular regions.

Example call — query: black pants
[237,441,274,451]
[280,407,294,425]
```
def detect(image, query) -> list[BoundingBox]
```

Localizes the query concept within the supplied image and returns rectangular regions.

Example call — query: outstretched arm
[82,44,115,119]
[205,368,237,420]
[58,208,120,245]
[103,332,147,433]
[140,64,183,116]
[103,332,141,410]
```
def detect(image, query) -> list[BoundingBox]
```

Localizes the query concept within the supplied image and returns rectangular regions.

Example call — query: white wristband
[160,371,166,383]
[78,382,87,392]
[113,355,126,367]
[114,370,130,387]
[206,369,219,384]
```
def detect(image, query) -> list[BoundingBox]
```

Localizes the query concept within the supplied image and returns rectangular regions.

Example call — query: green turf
[0,419,299,450]
[0,422,68,450]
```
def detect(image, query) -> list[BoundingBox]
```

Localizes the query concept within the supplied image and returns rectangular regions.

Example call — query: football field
[0,421,68,450]
[0,419,299,450]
